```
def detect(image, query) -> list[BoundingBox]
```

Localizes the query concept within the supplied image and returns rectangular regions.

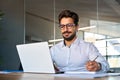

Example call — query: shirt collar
[61,37,81,47]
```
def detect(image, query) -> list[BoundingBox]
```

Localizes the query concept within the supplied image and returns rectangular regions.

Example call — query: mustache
[62,31,71,34]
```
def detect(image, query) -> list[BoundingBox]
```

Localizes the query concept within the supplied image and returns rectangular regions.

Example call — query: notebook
[16,42,56,73]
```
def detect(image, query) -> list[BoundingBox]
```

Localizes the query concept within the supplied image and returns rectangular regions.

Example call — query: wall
[0,0,24,70]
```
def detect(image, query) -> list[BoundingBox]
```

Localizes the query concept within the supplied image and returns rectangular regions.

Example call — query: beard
[62,31,76,41]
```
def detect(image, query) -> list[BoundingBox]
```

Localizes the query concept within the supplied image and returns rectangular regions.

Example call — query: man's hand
[86,61,101,71]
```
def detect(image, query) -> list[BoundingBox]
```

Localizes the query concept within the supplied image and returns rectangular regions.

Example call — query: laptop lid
[16,42,55,73]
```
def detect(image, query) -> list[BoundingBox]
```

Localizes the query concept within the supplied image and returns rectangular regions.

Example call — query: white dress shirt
[50,37,109,72]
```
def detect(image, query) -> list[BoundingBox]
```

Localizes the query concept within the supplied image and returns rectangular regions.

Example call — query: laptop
[16,42,57,73]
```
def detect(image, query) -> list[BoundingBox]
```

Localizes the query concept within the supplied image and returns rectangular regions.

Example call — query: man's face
[59,17,78,41]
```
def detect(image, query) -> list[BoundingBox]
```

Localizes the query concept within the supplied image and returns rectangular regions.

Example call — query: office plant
[0,10,4,65]
[0,10,4,31]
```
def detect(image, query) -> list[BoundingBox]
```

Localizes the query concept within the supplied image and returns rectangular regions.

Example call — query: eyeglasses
[58,23,76,29]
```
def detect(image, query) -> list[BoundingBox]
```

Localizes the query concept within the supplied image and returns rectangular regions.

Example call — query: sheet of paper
[65,71,97,74]
[52,72,120,79]
[0,71,11,74]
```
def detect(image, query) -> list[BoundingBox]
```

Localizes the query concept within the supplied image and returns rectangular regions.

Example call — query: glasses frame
[58,23,76,29]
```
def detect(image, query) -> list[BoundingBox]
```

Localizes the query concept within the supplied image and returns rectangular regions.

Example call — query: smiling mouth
[63,33,70,37]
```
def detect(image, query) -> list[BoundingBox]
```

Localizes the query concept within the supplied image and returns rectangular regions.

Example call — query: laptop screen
[16,42,55,73]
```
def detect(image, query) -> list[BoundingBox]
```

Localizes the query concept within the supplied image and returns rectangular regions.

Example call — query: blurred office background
[0,0,120,72]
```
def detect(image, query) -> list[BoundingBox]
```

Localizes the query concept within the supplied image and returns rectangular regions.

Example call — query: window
[84,32,120,68]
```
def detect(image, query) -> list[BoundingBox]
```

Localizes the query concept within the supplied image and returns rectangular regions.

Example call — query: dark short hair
[58,10,79,26]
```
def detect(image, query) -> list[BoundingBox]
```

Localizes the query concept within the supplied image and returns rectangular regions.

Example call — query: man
[50,10,109,72]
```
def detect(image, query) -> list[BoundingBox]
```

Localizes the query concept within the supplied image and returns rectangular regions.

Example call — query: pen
[92,55,99,61]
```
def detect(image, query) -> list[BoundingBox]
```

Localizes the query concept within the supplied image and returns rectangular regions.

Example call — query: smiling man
[50,10,109,72]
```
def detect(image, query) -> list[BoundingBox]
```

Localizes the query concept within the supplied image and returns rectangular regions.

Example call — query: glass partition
[25,0,54,43]
[84,0,120,68]
[25,0,120,68]
[97,0,120,68]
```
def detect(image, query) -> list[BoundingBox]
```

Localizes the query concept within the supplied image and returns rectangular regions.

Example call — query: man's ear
[76,25,80,32]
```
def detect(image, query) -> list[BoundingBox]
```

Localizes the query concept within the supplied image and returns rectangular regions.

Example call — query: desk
[0,72,120,80]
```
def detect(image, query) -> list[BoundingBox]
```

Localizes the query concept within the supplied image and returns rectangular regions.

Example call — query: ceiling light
[96,38,120,41]
[78,26,96,30]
